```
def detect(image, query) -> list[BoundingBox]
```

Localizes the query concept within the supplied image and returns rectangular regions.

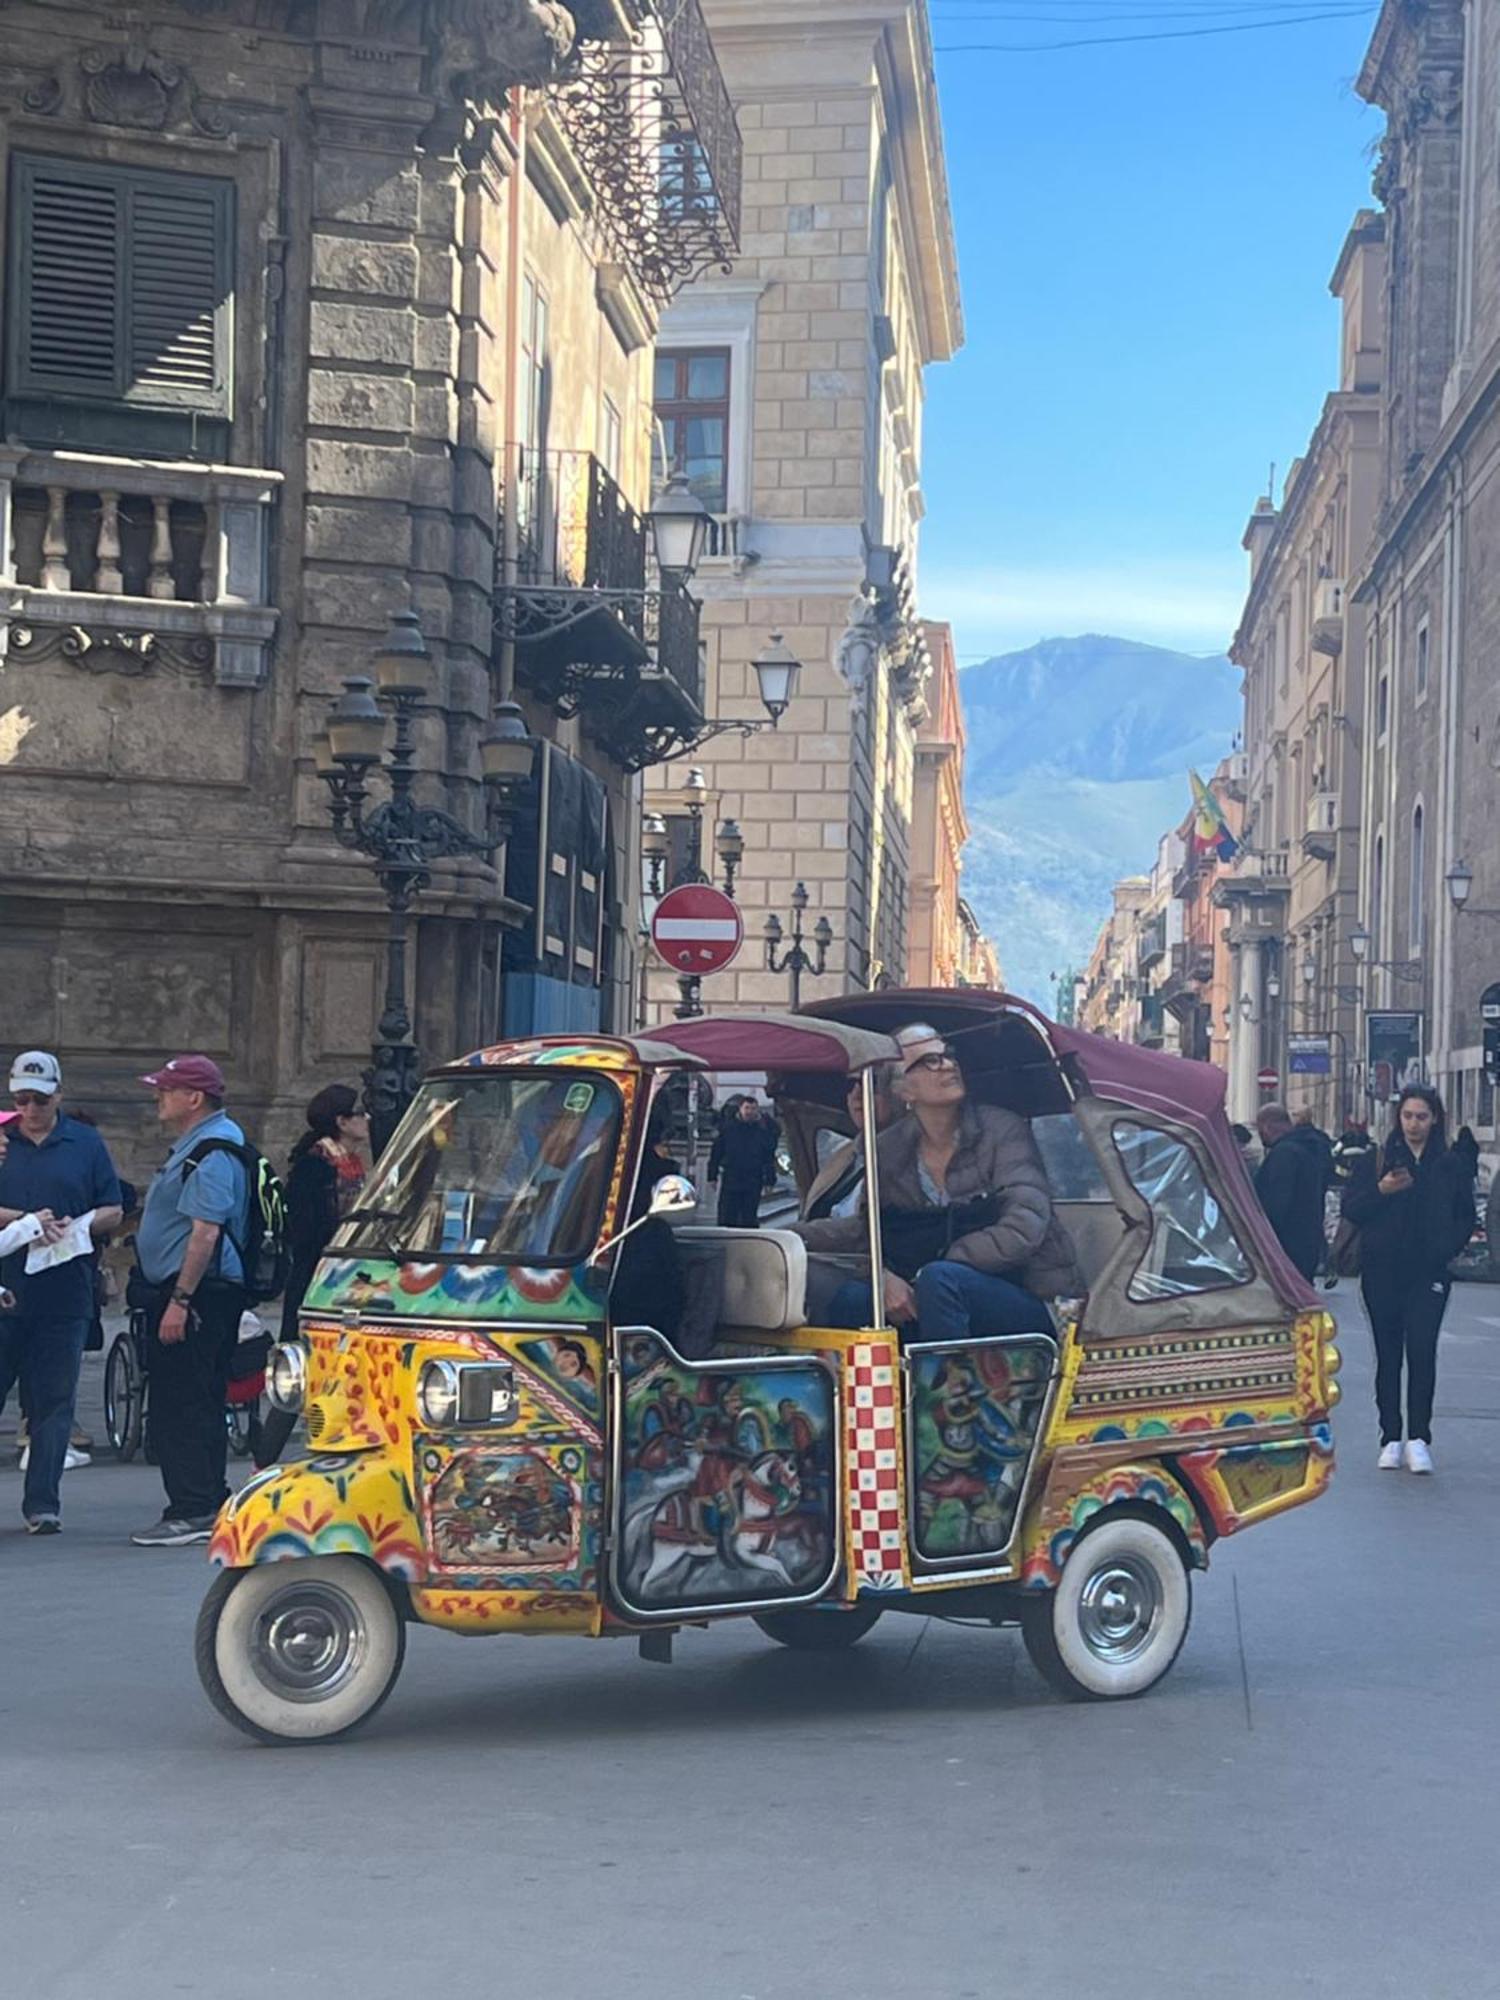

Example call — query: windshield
[338,1072,622,1265]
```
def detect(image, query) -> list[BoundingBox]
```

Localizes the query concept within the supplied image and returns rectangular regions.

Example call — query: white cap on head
[893,1023,946,1073]
[9,1051,61,1097]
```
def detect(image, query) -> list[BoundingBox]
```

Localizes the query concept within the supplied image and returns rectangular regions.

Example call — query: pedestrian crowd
[1247,1089,1479,1477]
[0,1051,368,1542]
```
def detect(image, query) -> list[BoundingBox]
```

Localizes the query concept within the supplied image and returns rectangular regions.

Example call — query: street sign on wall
[1366,1011,1425,1101]
[650,883,744,979]
[1482,982,1500,1083]
[1257,1066,1279,1090]
[1288,1034,1332,1077]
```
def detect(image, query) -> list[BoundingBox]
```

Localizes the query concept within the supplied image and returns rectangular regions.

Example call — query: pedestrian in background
[0,1053,122,1534]
[1342,1084,1475,1474]
[254,1084,368,1468]
[129,1056,249,1547]
[1254,1102,1325,1281]
[1452,1124,1480,1186]
[707,1095,778,1228]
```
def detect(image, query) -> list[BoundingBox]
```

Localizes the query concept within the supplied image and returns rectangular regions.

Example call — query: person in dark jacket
[1291,1110,1334,1187]
[1342,1084,1475,1473]
[1452,1125,1480,1184]
[254,1084,367,1468]
[1254,1103,1325,1281]
[706,1097,778,1228]
[1331,1117,1377,1186]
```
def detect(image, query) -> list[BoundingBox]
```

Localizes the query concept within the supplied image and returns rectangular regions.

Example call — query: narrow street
[5,1283,1499,2000]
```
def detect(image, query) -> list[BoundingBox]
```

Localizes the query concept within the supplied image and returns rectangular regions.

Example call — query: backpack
[185,1138,291,1305]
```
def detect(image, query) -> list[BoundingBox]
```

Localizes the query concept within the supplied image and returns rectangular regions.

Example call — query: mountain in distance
[957,636,1242,1008]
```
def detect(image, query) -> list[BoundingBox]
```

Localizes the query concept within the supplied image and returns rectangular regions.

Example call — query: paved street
[5,1285,1500,2000]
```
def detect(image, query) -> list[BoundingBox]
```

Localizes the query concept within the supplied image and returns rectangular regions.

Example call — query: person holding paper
[0,1052,123,1534]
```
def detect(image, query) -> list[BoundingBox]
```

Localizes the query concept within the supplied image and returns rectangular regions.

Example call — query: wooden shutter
[8,155,232,414]
[15,163,121,396]
[127,178,225,403]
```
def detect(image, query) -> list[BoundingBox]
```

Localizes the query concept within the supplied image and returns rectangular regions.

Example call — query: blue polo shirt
[136,1111,248,1287]
[0,1114,123,1319]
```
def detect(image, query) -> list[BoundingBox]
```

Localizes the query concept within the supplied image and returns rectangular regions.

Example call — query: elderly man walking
[129,1056,250,1548]
[0,1052,123,1534]
[1255,1102,1326,1282]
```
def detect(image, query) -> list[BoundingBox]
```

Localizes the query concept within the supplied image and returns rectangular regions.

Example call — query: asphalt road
[4,1283,1500,2000]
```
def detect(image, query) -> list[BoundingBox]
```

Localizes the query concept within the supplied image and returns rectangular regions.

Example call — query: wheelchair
[104,1308,268,1463]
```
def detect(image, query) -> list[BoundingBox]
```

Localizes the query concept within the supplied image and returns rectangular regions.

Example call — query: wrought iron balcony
[494,446,706,770]
[548,0,742,303]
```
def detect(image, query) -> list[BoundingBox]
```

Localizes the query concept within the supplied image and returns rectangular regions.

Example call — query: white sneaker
[1404,1440,1434,1474]
[1378,1441,1403,1470]
[18,1444,91,1471]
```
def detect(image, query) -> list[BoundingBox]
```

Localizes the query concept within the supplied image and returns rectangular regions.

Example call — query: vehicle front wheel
[195,1557,406,1745]
[1020,1513,1190,1701]
[753,1604,883,1651]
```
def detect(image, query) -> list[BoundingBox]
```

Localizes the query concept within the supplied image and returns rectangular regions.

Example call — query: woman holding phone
[1342,1084,1475,1472]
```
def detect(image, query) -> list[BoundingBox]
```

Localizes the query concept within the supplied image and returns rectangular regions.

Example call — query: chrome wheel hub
[251,1583,366,1703]
[1077,1557,1162,1665]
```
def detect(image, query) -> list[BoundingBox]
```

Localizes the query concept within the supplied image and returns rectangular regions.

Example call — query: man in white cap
[0,1052,123,1533]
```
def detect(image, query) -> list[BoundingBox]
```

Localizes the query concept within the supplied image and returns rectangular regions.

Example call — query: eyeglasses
[11,1093,54,1108]
[909,1050,958,1073]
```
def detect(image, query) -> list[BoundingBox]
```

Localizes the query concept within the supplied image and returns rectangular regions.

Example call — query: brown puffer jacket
[796,1104,1081,1299]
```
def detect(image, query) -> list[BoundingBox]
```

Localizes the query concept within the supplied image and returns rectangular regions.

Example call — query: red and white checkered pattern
[845,1340,906,1590]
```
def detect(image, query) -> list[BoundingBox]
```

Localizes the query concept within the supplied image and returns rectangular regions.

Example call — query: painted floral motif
[209,1455,425,1580]
[302,1253,610,1322]
[1018,1463,1207,1591]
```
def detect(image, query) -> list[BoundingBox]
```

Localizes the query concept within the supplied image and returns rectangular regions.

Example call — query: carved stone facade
[642,0,962,1015]
[0,0,729,1175]
[1346,0,1500,1141]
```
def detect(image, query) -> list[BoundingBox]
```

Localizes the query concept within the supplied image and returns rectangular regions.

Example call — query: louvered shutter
[8,155,232,415]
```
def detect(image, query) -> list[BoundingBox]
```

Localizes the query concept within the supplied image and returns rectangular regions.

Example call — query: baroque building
[0,0,740,1168]
[1222,212,1385,1125]
[642,0,962,1016]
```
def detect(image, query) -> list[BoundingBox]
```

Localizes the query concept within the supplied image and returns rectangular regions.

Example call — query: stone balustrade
[0,447,282,688]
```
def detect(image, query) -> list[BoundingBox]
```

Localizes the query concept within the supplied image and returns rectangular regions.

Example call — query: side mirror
[591,1173,699,1266]
[648,1173,698,1219]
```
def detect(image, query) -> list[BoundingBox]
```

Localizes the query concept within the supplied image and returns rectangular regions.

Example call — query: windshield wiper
[341,1206,406,1264]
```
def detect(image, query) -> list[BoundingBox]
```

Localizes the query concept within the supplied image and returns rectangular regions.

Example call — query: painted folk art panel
[908,1339,1055,1564]
[616,1332,838,1613]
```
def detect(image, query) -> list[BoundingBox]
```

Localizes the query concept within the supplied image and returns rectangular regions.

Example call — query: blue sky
[919,1,1383,665]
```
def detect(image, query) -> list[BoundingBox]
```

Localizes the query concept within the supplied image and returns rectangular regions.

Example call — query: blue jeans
[0,1313,89,1519]
[825,1261,1052,1343]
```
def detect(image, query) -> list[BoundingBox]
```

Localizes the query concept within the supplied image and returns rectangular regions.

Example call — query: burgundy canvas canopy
[627,1013,899,1076]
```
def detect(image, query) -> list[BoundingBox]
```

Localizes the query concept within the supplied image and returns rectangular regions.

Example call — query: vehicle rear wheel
[1020,1514,1190,1701]
[753,1604,883,1651]
[104,1333,142,1462]
[195,1557,406,1746]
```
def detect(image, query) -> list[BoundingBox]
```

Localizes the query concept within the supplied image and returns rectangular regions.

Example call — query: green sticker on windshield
[563,1082,596,1116]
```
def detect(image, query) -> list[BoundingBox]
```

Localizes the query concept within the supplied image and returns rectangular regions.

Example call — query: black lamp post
[315,610,536,1154]
[764,883,832,1009]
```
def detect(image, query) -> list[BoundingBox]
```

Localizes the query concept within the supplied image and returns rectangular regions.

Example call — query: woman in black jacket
[1342,1085,1475,1474]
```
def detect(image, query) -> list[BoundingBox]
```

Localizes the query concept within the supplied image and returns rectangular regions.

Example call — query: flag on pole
[1190,769,1240,862]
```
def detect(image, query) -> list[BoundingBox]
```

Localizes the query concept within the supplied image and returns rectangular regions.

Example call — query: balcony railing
[495,445,705,769]
[0,446,280,686]
[549,0,742,303]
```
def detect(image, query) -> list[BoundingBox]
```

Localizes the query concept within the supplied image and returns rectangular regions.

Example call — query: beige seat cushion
[674,1226,808,1334]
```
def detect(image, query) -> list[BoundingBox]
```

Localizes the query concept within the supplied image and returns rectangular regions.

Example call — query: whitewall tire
[1020,1513,1190,1701]
[195,1557,406,1745]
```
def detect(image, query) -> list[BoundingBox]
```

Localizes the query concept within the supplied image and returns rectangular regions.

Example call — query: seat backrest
[674,1226,808,1335]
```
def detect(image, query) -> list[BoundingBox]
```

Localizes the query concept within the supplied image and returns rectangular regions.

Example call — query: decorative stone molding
[23,24,230,137]
[7,621,215,680]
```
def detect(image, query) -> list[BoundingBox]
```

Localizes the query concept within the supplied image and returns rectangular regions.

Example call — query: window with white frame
[653,347,730,513]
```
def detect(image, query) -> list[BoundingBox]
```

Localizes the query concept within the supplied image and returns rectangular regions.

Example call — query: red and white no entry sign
[651,882,744,978]
[1257,1067,1279,1090]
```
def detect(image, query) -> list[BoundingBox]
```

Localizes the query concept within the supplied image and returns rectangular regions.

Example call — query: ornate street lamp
[319,610,536,1155]
[764,883,833,1009]
[1447,859,1474,910]
[749,631,802,724]
[646,472,711,584]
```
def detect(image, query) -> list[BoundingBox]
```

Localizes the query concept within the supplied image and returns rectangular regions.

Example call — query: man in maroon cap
[129,1055,250,1547]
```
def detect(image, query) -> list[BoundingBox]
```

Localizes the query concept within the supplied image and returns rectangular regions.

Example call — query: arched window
[1411,804,1426,953]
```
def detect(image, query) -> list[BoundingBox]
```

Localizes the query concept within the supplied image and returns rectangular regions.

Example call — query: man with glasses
[0,1052,123,1534]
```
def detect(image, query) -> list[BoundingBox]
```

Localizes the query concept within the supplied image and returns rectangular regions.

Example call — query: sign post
[650,882,744,1021]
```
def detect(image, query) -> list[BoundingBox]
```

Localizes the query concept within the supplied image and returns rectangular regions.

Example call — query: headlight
[419,1359,461,1429]
[267,1342,306,1413]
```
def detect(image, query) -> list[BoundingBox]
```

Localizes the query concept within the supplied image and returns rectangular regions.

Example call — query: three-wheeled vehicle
[196,992,1338,1743]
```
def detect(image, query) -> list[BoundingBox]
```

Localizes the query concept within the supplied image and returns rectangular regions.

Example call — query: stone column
[1228,933,1263,1124]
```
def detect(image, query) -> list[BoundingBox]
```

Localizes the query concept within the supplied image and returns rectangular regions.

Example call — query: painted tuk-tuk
[195,992,1338,1743]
